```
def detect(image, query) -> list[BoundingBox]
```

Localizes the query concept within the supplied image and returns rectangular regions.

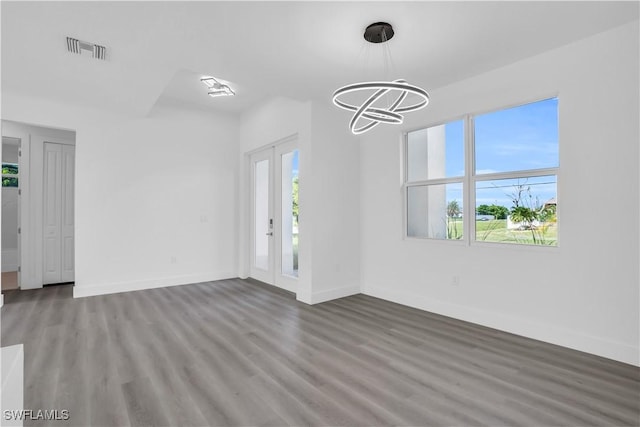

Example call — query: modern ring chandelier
[332,22,430,135]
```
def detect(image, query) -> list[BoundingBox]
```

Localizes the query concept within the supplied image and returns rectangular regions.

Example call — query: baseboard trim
[310,284,360,305]
[363,285,639,367]
[73,272,236,298]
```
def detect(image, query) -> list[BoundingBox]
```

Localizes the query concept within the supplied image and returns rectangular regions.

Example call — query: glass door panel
[250,148,274,284]
[254,159,270,271]
[280,150,298,277]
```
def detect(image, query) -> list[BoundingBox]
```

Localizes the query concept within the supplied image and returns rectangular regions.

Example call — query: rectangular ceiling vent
[66,37,107,60]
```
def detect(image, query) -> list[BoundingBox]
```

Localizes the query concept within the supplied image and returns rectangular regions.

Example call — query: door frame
[1,129,29,289]
[246,134,299,293]
[1,136,23,286]
[1,122,76,290]
[31,134,74,289]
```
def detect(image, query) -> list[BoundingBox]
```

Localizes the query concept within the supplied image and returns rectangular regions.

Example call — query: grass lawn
[446,219,557,245]
[476,219,557,245]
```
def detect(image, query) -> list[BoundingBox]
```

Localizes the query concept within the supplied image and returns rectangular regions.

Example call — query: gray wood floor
[2,279,639,427]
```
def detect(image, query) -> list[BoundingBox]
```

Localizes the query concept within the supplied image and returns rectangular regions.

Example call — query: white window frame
[403,97,559,248]
[403,116,467,243]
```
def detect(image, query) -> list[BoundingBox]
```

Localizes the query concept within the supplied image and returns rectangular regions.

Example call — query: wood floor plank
[86,325,131,427]
[2,279,638,427]
[121,377,171,427]
[246,371,328,427]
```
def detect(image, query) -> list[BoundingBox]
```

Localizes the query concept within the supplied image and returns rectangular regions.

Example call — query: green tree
[292,176,299,224]
[446,200,462,240]
[509,183,539,228]
[510,206,538,226]
[489,204,509,220]
[476,204,509,219]
[539,204,556,223]
[507,182,557,244]
[2,163,18,175]
[476,204,491,216]
[447,200,461,218]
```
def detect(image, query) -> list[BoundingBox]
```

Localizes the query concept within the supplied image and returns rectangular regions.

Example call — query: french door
[250,139,299,292]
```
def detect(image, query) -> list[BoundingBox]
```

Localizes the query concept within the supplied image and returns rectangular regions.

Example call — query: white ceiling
[2,1,638,117]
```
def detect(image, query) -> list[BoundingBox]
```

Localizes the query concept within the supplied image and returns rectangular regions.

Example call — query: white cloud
[476,169,499,175]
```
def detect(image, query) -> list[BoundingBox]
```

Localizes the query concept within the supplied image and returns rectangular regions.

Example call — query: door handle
[266,232,273,236]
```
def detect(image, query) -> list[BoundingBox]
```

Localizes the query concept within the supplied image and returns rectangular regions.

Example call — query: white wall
[2,93,240,296]
[307,98,361,303]
[359,21,639,365]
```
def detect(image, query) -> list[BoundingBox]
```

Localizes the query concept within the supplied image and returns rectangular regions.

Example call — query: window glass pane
[2,177,18,187]
[2,163,18,175]
[407,183,463,240]
[475,98,558,174]
[475,175,557,246]
[407,120,464,181]
[281,149,299,277]
[254,159,270,270]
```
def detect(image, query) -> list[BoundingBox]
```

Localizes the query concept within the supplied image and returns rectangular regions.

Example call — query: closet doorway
[2,137,21,291]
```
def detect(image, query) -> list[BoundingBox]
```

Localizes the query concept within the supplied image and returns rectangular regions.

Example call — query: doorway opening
[1,121,76,291]
[249,137,299,292]
[2,137,21,291]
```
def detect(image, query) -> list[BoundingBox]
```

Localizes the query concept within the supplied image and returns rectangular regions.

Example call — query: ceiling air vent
[66,37,107,60]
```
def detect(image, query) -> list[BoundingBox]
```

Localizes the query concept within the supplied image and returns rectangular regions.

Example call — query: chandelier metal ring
[332,79,430,135]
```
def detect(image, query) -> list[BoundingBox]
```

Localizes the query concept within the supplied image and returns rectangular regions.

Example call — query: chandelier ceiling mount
[363,22,394,43]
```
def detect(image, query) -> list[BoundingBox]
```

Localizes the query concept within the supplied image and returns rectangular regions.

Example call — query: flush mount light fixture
[332,22,429,135]
[201,77,235,97]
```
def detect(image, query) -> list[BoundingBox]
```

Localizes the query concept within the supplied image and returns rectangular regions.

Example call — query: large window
[405,97,558,246]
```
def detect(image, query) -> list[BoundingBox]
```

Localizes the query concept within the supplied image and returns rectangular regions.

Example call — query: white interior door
[249,139,299,292]
[250,148,274,284]
[43,142,74,284]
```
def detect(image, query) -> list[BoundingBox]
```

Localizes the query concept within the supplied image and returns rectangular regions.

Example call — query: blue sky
[444,98,558,209]
[292,150,299,176]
